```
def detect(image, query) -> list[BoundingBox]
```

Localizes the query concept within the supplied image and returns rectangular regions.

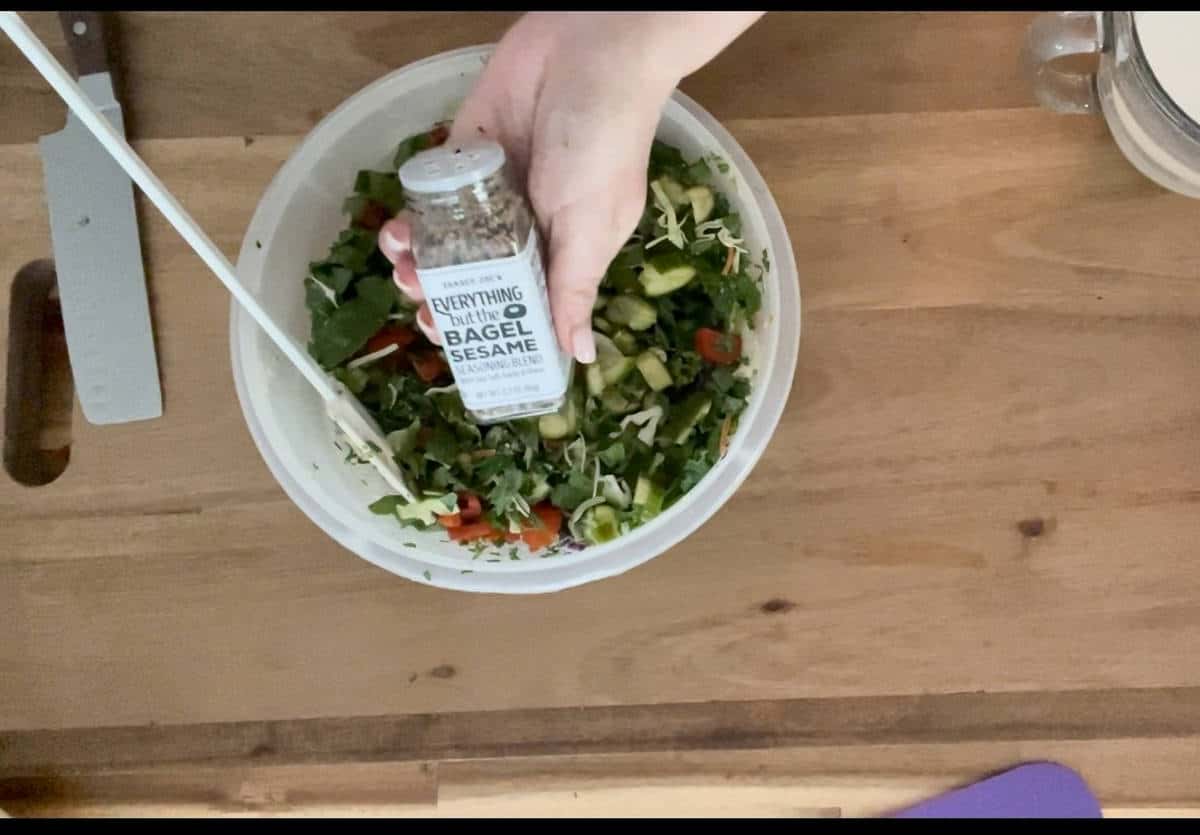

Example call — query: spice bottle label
[417,230,571,412]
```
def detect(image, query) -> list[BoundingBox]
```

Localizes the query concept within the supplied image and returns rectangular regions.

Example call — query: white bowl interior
[231,46,800,593]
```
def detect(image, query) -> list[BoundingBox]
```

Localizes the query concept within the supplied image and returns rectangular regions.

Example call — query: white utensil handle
[0,11,337,401]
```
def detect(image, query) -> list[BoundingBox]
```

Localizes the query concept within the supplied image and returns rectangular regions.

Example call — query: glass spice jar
[398,140,573,424]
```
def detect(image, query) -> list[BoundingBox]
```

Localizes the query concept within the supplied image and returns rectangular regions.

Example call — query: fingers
[545,203,630,365]
[393,261,424,305]
[379,215,422,298]
[416,305,441,346]
[447,100,489,147]
[378,214,412,262]
[542,163,648,364]
[448,100,530,188]
[379,214,439,344]
[526,105,654,366]
[549,258,600,365]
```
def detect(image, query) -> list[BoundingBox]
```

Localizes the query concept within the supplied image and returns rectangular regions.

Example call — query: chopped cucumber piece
[635,351,673,392]
[639,252,697,297]
[592,331,635,386]
[653,176,689,207]
[538,413,573,441]
[594,331,623,364]
[602,356,635,386]
[592,315,614,335]
[633,475,657,506]
[611,329,639,355]
[605,295,657,331]
[660,392,712,445]
[605,263,642,295]
[599,388,635,415]
[586,363,607,397]
[538,395,578,440]
[633,475,666,518]
[579,504,620,545]
[686,186,715,223]
[395,494,458,527]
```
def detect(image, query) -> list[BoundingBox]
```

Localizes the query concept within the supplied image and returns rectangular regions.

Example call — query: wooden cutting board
[4,11,1200,816]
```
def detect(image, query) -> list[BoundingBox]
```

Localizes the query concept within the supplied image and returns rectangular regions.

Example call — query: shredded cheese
[511,494,531,520]
[346,342,399,369]
[693,218,749,273]
[425,383,459,396]
[307,276,339,306]
[564,435,588,472]
[693,219,725,241]
[717,227,749,274]
[618,405,664,447]
[648,181,686,250]
[719,416,735,457]
[568,497,607,540]
[597,475,632,509]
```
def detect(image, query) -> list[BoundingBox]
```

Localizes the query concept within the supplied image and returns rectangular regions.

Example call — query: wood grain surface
[0,11,1039,144]
[5,735,1200,817]
[3,10,1200,817]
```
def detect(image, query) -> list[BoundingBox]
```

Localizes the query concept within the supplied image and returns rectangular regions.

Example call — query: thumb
[545,188,644,364]
[546,226,603,364]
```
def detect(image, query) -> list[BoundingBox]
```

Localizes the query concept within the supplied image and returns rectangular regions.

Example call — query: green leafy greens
[306,130,764,555]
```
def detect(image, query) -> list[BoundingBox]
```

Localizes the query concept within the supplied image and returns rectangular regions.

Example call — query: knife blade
[38,11,161,425]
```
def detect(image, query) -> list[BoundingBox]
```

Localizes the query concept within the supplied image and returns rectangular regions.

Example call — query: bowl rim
[230,45,801,594]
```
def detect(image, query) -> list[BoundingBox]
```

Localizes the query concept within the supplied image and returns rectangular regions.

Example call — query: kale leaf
[308,275,397,369]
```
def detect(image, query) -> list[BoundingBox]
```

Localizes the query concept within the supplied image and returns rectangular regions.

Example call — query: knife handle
[57,12,110,78]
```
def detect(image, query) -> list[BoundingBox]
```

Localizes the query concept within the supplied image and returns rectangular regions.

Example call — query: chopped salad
[304,125,765,557]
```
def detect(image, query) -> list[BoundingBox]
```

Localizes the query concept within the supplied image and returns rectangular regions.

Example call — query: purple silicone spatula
[893,762,1102,818]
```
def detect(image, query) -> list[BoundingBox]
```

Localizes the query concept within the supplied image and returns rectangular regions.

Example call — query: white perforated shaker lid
[1134,11,1200,123]
[398,139,506,193]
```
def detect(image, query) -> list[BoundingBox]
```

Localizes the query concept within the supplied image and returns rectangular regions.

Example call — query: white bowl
[230,46,800,594]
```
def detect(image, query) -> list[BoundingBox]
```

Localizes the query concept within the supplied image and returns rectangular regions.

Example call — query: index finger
[379,213,425,303]
[378,213,413,265]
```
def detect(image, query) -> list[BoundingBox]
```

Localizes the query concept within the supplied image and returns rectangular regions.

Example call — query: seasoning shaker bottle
[398,140,573,424]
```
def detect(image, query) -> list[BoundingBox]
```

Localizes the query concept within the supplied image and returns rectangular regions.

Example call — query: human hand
[379,12,763,364]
